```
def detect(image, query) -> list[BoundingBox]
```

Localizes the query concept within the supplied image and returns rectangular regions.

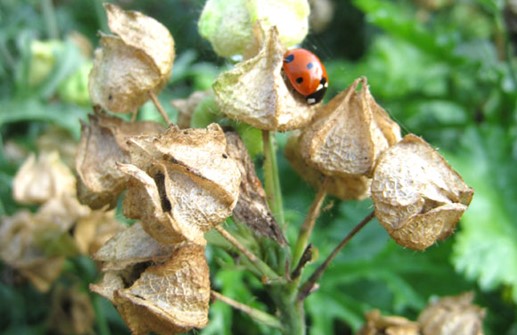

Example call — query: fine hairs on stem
[211,291,283,330]
[213,225,283,283]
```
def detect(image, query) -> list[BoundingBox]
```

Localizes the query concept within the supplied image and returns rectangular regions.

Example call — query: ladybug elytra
[282,48,328,105]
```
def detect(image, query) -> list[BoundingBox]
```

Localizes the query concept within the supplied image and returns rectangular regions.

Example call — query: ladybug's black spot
[284,54,295,63]
[306,62,314,70]
[296,77,304,84]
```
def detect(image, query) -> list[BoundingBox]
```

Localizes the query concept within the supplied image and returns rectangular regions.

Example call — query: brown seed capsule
[0,210,65,292]
[285,132,371,200]
[89,4,174,113]
[213,26,318,131]
[13,151,76,205]
[300,77,401,178]
[225,130,287,244]
[371,134,474,250]
[76,113,164,209]
[91,243,210,335]
[120,123,241,245]
[418,292,485,335]
[356,309,420,335]
[93,222,175,271]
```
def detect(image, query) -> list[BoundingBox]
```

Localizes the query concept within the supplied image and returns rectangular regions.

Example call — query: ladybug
[282,48,328,105]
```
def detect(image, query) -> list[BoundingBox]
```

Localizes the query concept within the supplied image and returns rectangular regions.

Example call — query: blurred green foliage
[0,0,516,334]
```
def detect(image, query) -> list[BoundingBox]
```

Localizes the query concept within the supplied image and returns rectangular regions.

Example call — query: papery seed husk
[418,293,485,335]
[356,309,420,335]
[94,222,175,271]
[105,3,174,81]
[285,132,371,200]
[213,26,317,131]
[88,35,162,113]
[371,134,473,250]
[119,162,204,245]
[13,151,76,205]
[114,244,210,335]
[300,77,401,178]
[225,130,287,244]
[76,113,164,209]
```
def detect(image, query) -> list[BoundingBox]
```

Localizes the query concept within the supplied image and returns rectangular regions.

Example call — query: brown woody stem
[297,211,375,301]
[211,290,283,330]
[149,91,171,124]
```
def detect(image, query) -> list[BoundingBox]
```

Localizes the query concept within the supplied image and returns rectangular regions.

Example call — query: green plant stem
[262,130,285,227]
[211,290,283,330]
[298,211,375,301]
[42,0,59,39]
[93,295,111,335]
[292,184,327,267]
[270,286,305,335]
[214,225,283,283]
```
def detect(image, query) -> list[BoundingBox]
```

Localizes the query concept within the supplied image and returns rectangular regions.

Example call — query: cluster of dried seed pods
[79,113,243,334]
[286,77,473,250]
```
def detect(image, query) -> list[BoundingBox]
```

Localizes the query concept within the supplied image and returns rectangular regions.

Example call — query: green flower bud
[198,0,310,58]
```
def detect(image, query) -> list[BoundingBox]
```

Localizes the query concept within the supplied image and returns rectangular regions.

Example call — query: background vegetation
[0,0,516,334]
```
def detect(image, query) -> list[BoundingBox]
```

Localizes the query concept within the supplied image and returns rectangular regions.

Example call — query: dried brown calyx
[76,113,164,209]
[285,131,371,200]
[213,26,318,131]
[300,77,401,178]
[120,123,242,245]
[371,134,474,250]
[357,292,485,335]
[91,225,210,335]
[89,4,175,113]
[285,77,400,199]
[225,130,287,244]
[356,309,420,335]
[13,151,76,205]
[418,292,485,335]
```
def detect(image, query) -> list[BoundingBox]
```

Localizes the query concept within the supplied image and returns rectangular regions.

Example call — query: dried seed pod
[300,77,401,178]
[225,130,287,244]
[121,123,241,245]
[91,243,210,335]
[105,3,174,82]
[49,285,95,335]
[357,309,420,335]
[13,151,76,205]
[213,26,318,131]
[119,163,206,245]
[371,134,474,250]
[0,211,65,292]
[89,4,174,113]
[74,209,124,256]
[418,292,485,335]
[94,222,175,271]
[76,113,163,209]
[285,132,371,200]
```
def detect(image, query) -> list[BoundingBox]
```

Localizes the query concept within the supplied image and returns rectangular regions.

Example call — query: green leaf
[0,98,88,138]
[450,127,517,303]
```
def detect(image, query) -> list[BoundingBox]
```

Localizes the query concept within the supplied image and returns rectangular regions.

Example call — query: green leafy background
[1,0,516,334]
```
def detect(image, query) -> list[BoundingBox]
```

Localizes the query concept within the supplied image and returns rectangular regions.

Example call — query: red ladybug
[282,48,328,105]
